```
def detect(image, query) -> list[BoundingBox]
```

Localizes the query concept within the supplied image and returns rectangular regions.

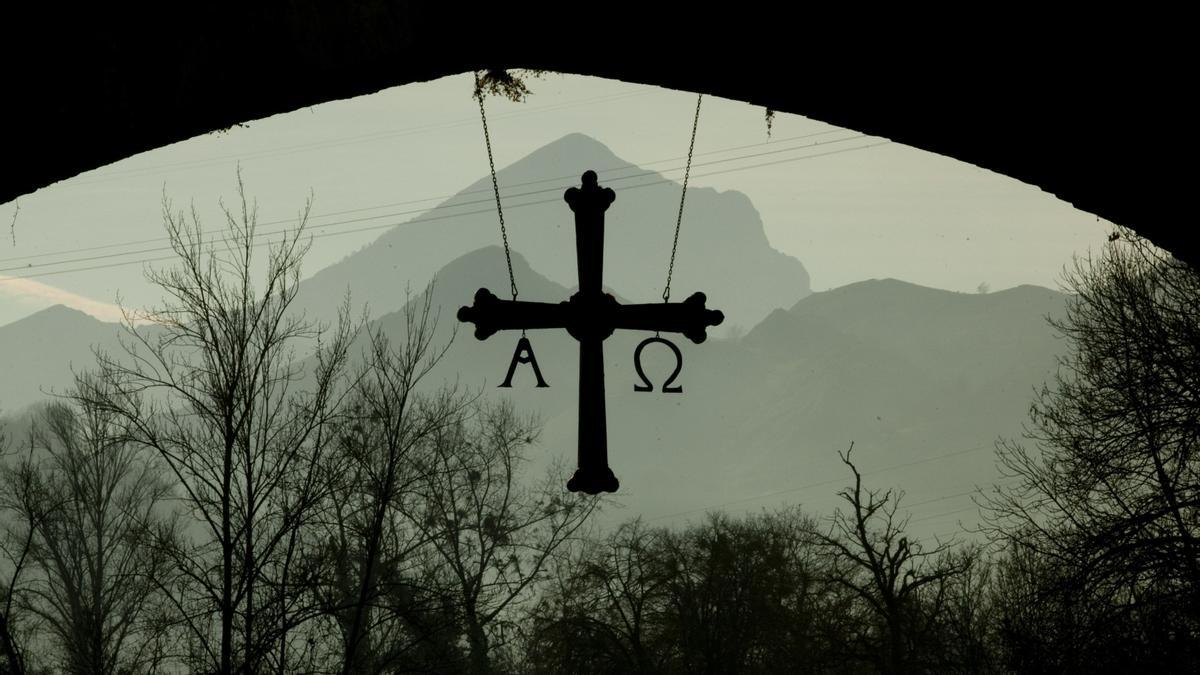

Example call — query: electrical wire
[0,128,852,265]
[645,444,989,523]
[1,138,888,283]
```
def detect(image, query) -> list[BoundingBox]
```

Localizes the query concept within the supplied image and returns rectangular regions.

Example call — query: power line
[639,473,1011,542]
[645,444,989,523]
[62,89,660,186]
[0,128,851,265]
[905,489,984,509]
[0,134,869,275]
[910,504,981,525]
[0,129,852,266]
[1,140,891,284]
[0,137,886,281]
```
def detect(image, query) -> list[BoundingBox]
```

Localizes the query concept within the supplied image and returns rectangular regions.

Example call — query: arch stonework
[1,5,1189,263]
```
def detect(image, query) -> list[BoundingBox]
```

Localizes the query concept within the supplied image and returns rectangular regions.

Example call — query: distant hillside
[696,281,1069,506]
[0,305,121,412]
[294,133,811,333]
[357,253,1071,533]
[0,253,1071,539]
[773,279,1069,405]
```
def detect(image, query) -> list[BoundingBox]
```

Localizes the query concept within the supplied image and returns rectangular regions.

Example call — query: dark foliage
[983,228,1200,672]
[3,187,1198,673]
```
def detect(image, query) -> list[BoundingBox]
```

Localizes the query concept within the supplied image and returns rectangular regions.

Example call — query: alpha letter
[499,336,549,388]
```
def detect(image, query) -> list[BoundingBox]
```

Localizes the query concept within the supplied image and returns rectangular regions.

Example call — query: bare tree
[524,518,670,675]
[4,393,176,675]
[0,424,38,675]
[809,445,971,675]
[311,288,473,675]
[76,173,355,675]
[662,509,832,675]
[526,507,862,675]
[408,401,601,675]
[982,227,1200,670]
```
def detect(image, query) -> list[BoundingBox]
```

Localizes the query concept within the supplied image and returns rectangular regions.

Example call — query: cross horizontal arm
[457,288,571,340]
[613,291,724,343]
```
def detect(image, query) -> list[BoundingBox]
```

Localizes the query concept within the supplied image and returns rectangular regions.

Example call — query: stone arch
[2,6,1187,263]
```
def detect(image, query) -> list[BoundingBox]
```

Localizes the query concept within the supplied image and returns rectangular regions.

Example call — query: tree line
[0,180,1196,673]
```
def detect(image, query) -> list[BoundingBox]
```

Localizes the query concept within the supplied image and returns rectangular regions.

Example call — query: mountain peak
[546,132,617,154]
[0,304,123,412]
[798,278,1065,309]
[433,245,533,285]
[430,246,568,304]
[295,133,811,330]
[4,304,108,330]
[34,302,82,316]
[497,133,633,183]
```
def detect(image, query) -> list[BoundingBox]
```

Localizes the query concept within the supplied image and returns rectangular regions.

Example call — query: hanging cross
[457,170,724,494]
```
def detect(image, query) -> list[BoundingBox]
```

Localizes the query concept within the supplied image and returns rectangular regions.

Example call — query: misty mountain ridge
[1,246,1068,536]
[0,304,120,413]
[350,251,1068,531]
[292,133,811,333]
[8,303,101,329]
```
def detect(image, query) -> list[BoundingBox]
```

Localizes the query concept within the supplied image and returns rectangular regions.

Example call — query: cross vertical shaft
[575,339,612,491]
[564,170,619,493]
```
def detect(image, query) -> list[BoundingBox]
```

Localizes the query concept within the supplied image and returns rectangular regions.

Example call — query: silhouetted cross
[457,170,724,494]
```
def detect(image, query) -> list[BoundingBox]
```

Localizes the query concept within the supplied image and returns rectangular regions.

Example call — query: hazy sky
[0,72,1110,327]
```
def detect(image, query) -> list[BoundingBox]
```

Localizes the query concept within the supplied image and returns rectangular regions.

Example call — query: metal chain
[662,94,703,303]
[475,72,519,300]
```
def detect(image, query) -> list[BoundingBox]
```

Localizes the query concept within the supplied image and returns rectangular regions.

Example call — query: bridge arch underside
[3,7,1188,265]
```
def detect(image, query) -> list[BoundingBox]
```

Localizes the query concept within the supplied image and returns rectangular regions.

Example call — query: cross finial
[565,171,615,213]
